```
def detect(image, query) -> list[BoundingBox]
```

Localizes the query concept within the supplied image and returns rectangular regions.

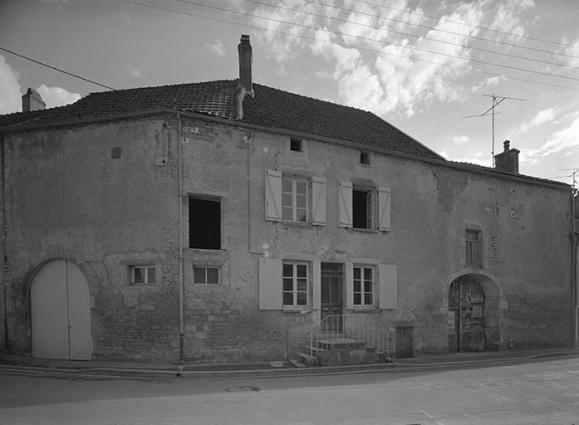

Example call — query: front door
[321,263,343,332]
[449,275,486,352]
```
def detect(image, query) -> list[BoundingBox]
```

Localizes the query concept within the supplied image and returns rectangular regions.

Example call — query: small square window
[360,151,370,165]
[193,266,220,284]
[130,265,156,285]
[290,138,303,152]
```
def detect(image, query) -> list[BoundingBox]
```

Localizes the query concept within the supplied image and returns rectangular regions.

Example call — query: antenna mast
[463,93,526,165]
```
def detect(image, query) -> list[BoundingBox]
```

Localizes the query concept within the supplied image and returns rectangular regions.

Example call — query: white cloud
[444,149,491,167]
[522,111,579,163]
[126,66,143,79]
[36,84,81,108]
[452,135,470,144]
[0,54,22,114]
[40,0,71,4]
[518,107,556,133]
[471,75,506,92]
[205,39,226,57]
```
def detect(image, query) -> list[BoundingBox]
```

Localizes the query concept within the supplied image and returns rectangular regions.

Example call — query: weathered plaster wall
[3,114,573,363]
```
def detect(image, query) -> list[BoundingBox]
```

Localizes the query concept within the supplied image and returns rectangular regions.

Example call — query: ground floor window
[283,262,308,307]
[353,265,374,306]
[130,265,156,285]
[193,266,219,284]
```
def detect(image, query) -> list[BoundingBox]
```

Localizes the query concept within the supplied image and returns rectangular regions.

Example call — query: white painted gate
[31,260,93,360]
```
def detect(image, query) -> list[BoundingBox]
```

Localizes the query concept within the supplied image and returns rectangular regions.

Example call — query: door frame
[320,263,344,332]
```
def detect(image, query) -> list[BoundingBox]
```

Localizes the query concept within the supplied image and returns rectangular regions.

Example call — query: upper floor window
[465,229,482,267]
[282,176,309,222]
[290,138,303,152]
[339,181,391,231]
[360,151,370,165]
[265,170,326,226]
[189,197,221,250]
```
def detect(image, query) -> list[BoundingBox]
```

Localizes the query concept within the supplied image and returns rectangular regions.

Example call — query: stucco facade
[0,110,574,363]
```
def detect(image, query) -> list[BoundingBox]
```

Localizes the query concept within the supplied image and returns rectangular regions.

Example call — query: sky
[1,0,578,185]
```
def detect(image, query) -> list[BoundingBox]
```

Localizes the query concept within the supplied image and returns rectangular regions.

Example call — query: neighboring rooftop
[0,79,444,161]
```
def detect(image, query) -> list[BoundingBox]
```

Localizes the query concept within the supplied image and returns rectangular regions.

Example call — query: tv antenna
[463,93,526,165]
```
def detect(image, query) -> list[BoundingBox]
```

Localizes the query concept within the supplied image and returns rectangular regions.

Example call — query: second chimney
[494,140,520,174]
[238,34,253,96]
[22,88,46,112]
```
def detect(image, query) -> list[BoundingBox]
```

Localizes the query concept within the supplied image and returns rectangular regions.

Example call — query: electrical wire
[297,0,579,62]
[350,0,579,51]
[122,0,579,92]
[171,0,579,83]
[246,0,579,71]
[0,46,115,91]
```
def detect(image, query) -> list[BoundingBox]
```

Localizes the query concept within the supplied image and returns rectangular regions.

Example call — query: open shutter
[345,262,354,309]
[259,258,282,310]
[311,177,327,226]
[377,187,391,231]
[379,264,397,309]
[265,170,282,221]
[312,260,321,311]
[338,181,353,228]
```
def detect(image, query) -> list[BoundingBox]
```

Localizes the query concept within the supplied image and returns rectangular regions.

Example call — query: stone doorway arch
[446,272,504,353]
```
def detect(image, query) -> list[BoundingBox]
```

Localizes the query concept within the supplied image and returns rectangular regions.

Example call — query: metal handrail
[310,314,391,358]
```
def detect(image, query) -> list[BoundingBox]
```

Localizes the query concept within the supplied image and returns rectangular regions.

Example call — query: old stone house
[0,36,575,364]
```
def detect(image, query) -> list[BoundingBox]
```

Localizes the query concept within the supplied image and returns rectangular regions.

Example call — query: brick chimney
[22,88,46,112]
[494,140,520,173]
[236,35,253,119]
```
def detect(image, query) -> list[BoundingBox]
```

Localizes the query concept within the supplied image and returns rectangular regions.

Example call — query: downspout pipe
[0,133,7,353]
[177,114,185,361]
[572,187,578,348]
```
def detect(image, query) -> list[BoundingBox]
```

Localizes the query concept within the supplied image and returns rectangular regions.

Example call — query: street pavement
[0,350,579,424]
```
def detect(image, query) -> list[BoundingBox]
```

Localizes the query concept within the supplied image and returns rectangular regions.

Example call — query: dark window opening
[465,229,482,267]
[189,198,221,249]
[353,188,372,229]
[290,138,303,152]
[360,151,370,164]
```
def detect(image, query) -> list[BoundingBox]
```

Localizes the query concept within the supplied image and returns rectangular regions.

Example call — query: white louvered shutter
[265,170,282,221]
[377,187,391,231]
[259,258,282,310]
[379,264,397,309]
[338,181,353,228]
[311,177,327,226]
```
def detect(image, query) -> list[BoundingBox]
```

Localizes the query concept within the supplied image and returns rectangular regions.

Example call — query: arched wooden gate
[448,275,486,352]
[31,259,93,360]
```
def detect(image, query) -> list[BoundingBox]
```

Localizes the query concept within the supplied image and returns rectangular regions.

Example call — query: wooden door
[448,276,486,352]
[395,327,413,358]
[321,264,343,332]
[31,260,93,360]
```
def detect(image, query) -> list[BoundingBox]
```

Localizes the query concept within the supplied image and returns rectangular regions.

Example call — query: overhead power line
[247,0,579,71]
[350,0,579,51]
[0,46,115,91]
[121,0,579,92]
[171,0,579,83]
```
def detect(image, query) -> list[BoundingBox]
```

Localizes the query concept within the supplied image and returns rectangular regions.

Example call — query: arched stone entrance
[30,259,93,360]
[446,273,503,353]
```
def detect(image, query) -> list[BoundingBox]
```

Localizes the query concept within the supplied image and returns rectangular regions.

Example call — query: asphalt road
[1,357,578,425]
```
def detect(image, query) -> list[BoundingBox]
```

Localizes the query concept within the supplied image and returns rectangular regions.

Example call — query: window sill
[350,228,378,234]
[280,221,313,229]
[282,307,312,314]
[351,306,379,313]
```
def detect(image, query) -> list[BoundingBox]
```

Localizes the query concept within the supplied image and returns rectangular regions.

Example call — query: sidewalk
[1,347,578,379]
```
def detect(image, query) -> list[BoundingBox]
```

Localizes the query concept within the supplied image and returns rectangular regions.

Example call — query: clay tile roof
[0,79,444,161]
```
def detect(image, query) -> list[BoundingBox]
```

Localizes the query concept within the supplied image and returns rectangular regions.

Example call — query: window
[360,151,370,165]
[282,177,309,222]
[189,197,221,249]
[131,265,156,285]
[353,188,373,229]
[339,182,390,231]
[193,266,219,284]
[353,266,374,306]
[290,138,303,152]
[282,262,308,307]
[465,229,482,267]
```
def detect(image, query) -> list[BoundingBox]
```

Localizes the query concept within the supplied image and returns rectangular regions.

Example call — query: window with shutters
[265,170,326,226]
[353,265,374,306]
[282,262,309,307]
[282,177,309,222]
[340,182,391,231]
